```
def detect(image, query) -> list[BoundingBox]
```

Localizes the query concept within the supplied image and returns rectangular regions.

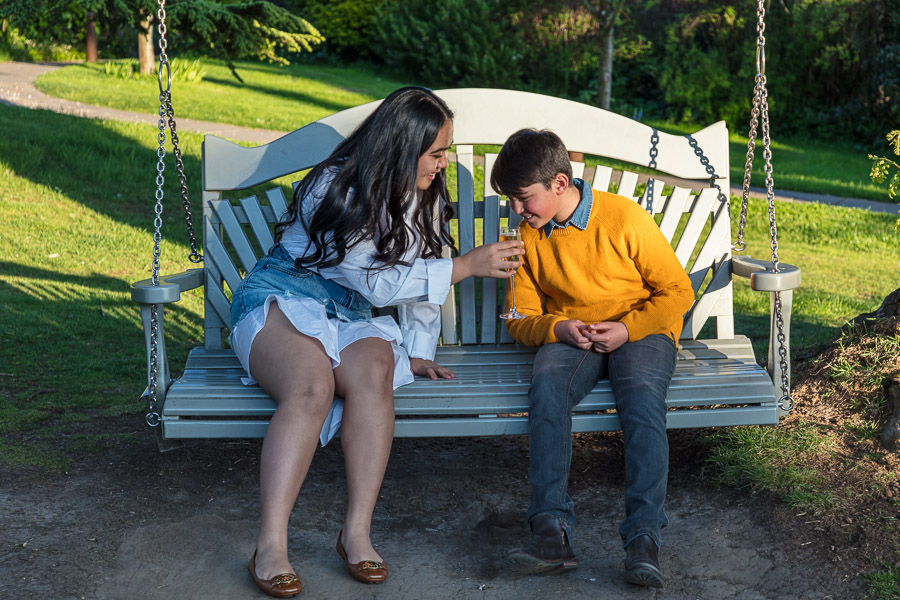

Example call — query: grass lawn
[34,58,410,132]
[33,58,896,204]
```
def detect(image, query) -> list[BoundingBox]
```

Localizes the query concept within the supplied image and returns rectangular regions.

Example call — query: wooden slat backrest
[201,88,732,350]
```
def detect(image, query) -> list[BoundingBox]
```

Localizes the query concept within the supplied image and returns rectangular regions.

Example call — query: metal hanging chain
[157,0,202,264]
[739,0,792,411]
[144,0,203,428]
[685,134,728,208]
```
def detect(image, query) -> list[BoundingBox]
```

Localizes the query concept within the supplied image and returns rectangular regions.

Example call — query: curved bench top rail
[203,88,728,192]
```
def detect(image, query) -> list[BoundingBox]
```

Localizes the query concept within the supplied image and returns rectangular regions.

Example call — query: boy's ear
[551,172,570,194]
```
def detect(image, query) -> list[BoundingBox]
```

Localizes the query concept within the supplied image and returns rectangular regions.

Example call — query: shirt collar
[543,178,593,238]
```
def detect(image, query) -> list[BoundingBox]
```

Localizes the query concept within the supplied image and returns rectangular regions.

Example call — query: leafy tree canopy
[0,0,324,68]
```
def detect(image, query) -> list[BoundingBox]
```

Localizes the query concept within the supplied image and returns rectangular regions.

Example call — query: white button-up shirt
[281,169,453,360]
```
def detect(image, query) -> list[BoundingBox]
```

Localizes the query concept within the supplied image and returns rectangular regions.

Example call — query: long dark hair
[275,86,456,272]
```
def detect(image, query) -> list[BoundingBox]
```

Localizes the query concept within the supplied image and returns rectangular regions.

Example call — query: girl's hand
[452,240,524,282]
[409,358,456,380]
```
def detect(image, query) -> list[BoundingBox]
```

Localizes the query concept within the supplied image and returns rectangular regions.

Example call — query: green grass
[34,58,411,132]
[0,103,207,470]
[704,422,835,512]
[865,566,900,600]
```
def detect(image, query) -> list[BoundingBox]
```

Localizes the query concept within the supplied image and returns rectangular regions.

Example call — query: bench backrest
[200,88,733,350]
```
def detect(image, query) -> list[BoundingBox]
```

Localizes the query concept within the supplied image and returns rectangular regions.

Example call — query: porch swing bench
[131,88,801,441]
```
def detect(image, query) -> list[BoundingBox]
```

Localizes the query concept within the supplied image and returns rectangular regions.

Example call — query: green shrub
[101,58,207,83]
[513,2,599,99]
[282,0,383,60]
[373,0,523,89]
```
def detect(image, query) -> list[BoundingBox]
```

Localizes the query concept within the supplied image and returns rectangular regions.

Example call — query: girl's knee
[280,379,335,415]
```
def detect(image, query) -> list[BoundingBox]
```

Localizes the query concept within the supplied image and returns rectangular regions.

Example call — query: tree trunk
[86,12,98,63]
[597,24,613,110]
[138,13,155,76]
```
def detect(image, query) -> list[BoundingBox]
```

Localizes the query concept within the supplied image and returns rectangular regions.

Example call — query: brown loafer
[336,530,388,584]
[248,550,302,597]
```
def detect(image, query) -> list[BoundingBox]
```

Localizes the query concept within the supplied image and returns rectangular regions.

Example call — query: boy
[492,129,694,588]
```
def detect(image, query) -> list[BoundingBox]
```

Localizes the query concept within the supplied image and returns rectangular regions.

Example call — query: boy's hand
[585,322,629,353]
[553,319,593,350]
[409,358,456,380]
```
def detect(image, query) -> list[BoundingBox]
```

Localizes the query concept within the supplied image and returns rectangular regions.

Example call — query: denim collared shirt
[543,178,593,238]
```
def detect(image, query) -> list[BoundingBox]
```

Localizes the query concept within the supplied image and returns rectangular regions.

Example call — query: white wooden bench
[131,88,801,441]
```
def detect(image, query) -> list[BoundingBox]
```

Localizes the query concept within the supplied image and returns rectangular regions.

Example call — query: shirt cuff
[401,328,439,361]
[425,258,453,305]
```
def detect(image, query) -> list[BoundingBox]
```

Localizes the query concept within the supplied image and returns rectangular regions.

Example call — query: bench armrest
[732,256,801,291]
[130,269,204,420]
[131,268,205,305]
[732,256,801,414]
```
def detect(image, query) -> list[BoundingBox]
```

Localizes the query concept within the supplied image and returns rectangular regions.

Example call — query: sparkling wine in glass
[499,226,525,320]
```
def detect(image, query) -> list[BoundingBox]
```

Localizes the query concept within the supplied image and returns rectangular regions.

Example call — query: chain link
[645,128,659,214]
[144,0,203,427]
[684,134,728,208]
[741,0,792,411]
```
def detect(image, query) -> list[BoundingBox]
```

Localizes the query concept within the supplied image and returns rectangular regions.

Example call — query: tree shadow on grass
[0,103,202,244]
[202,74,362,115]
[0,263,201,417]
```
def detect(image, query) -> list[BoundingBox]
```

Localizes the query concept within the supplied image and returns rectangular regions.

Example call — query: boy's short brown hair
[490,128,573,197]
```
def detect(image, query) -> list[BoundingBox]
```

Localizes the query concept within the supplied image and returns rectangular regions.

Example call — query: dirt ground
[0,414,872,600]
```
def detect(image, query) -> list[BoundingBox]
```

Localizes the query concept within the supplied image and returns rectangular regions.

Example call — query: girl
[230,87,523,597]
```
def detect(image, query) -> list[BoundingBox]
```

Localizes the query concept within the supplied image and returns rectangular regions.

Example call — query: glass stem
[509,274,517,312]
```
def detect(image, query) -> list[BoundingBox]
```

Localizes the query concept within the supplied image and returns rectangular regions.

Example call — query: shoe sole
[502,553,578,577]
[624,566,664,588]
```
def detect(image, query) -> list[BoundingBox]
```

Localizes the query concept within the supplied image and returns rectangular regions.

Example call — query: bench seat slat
[160,334,775,432]
[162,403,778,440]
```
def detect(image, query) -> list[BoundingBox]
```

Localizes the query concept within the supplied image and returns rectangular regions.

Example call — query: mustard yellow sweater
[505,188,695,347]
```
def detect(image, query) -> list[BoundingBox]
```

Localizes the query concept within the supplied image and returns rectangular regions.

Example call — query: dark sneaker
[624,535,664,588]
[502,514,578,576]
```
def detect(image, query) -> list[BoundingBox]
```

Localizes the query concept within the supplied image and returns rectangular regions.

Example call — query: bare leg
[250,305,335,580]
[333,337,396,563]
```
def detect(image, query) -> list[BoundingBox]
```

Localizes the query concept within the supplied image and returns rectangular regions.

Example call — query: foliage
[167,1,324,67]
[868,130,900,228]
[655,4,752,125]
[281,0,384,61]
[0,21,85,61]
[647,0,900,140]
[511,1,600,100]
[0,0,324,69]
[102,57,207,82]
[373,0,523,89]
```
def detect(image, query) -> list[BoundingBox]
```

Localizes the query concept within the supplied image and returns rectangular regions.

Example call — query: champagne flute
[498,226,525,320]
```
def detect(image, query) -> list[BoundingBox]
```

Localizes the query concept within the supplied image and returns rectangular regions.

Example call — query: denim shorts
[231,244,373,327]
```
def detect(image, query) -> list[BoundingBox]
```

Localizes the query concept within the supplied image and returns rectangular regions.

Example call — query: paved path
[0,61,283,145]
[2,61,897,215]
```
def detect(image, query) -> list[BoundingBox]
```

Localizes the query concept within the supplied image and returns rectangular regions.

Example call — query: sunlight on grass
[35,59,410,132]
[704,422,835,512]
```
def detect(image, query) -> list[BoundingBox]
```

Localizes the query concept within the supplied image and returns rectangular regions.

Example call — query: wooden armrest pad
[131,268,204,304]
[732,256,801,292]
